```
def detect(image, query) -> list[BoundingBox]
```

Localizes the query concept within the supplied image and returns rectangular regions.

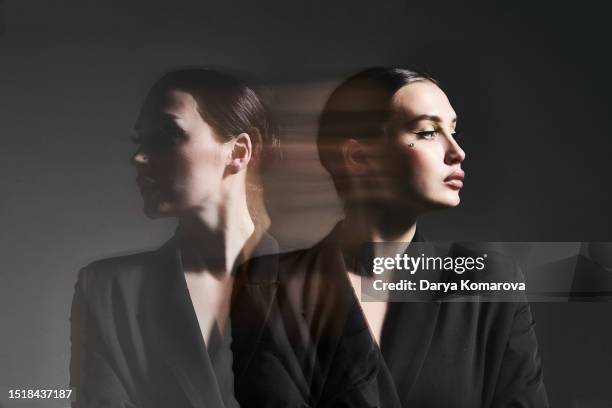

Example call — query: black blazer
[69,234,279,408]
[232,224,549,407]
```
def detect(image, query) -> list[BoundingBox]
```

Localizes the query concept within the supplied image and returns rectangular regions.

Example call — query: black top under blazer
[231,223,549,408]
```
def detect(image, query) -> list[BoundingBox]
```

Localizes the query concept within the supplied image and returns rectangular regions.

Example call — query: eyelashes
[414,128,462,140]
[415,130,439,140]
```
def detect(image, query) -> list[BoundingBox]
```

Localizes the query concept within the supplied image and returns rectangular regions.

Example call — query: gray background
[1,0,611,407]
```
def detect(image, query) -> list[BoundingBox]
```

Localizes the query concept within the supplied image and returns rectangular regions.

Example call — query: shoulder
[75,245,171,299]
[80,250,154,278]
[244,242,336,283]
[84,250,155,273]
[446,243,526,296]
[239,247,313,283]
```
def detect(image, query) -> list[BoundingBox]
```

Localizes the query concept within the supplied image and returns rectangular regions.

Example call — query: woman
[69,68,279,408]
[236,67,549,407]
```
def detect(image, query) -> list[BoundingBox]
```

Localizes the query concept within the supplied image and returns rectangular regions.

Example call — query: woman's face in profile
[378,80,466,210]
[132,89,230,218]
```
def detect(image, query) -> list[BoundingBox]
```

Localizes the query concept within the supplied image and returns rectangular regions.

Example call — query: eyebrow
[406,114,458,125]
[134,112,180,132]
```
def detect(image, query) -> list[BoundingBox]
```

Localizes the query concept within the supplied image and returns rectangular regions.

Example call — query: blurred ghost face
[366,80,466,211]
[132,89,229,218]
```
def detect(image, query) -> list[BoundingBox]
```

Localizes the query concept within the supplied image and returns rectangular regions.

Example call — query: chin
[445,196,461,207]
[423,193,461,210]
[143,206,162,219]
[446,195,461,207]
[142,200,175,219]
[439,193,461,207]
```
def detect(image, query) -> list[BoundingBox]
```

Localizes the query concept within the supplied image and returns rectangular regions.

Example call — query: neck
[178,182,255,276]
[343,203,418,244]
[340,203,419,277]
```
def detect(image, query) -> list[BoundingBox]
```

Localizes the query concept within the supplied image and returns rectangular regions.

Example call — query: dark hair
[148,68,279,165]
[317,67,437,196]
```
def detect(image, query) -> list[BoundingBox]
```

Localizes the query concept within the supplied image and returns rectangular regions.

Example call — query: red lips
[444,169,465,190]
[444,169,465,182]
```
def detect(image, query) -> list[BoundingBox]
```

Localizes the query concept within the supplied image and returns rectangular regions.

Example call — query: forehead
[390,81,456,123]
[136,89,201,126]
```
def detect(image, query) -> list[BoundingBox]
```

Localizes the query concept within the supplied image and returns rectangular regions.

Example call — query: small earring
[408,143,415,148]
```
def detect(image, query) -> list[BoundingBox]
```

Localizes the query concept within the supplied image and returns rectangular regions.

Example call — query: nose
[444,133,466,165]
[131,149,149,167]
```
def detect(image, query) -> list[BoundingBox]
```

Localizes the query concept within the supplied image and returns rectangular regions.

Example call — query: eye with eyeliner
[413,126,462,140]
[414,129,439,139]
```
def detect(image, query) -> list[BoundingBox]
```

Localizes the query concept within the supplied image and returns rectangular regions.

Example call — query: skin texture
[348,80,466,213]
[387,80,465,209]
[342,80,466,241]
[130,88,256,342]
[132,90,231,220]
[342,81,466,342]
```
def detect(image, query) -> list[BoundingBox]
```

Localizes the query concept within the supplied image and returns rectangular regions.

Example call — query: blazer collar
[137,238,226,408]
[138,233,279,408]
[229,233,281,379]
[319,221,443,406]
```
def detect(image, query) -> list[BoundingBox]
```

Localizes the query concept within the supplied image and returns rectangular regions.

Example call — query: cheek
[181,147,225,187]
[409,149,442,188]
[153,144,226,200]
[411,147,461,206]
[392,148,439,191]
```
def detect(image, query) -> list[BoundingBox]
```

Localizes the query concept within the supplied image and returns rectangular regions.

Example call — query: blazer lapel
[380,300,440,406]
[307,243,359,395]
[377,228,442,405]
[439,242,507,301]
[230,251,280,379]
[296,232,386,405]
[138,239,226,408]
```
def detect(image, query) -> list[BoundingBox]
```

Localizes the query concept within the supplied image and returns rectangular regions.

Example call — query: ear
[226,132,253,174]
[341,138,369,176]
